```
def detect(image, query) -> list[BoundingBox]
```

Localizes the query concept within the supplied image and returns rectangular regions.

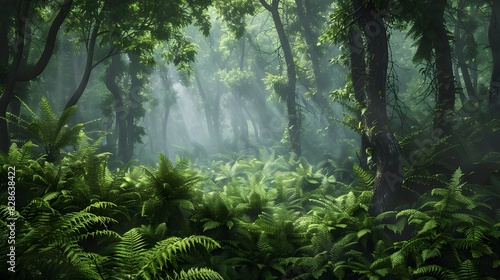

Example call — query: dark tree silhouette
[352,0,403,214]
[259,0,302,156]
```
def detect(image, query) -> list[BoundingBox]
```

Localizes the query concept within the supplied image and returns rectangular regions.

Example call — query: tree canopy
[1,0,500,279]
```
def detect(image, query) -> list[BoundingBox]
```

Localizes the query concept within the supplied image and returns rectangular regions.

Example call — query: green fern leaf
[203,220,222,231]
[172,268,224,280]
[114,228,147,276]
[390,251,405,268]
[412,264,447,278]
[139,235,220,277]
[458,260,479,280]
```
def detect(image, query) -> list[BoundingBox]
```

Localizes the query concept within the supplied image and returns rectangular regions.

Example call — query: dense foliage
[1,100,499,278]
[1,0,500,279]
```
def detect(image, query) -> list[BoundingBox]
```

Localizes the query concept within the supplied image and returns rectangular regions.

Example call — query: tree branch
[64,19,101,110]
[16,0,73,82]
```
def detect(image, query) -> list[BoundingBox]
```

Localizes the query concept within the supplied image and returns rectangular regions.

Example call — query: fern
[191,192,238,234]
[233,187,272,222]
[457,260,480,280]
[137,235,221,279]
[170,268,224,280]
[141,154,202,233]
[411,264,448,279]
[48,134,145,230]
[426,169,475,214]
[0,141,35,168]
[388,166,500,279]
[7,97,84,162]
[3,197,119,279]
[351,163,375,189]
[113,228,148,277]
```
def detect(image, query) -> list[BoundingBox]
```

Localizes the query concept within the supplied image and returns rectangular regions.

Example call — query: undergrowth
[1,102,499,279]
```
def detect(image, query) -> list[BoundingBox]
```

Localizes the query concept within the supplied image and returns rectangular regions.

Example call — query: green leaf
[357,228,371,239]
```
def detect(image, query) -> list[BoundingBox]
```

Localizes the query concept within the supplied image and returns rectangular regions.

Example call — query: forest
[1,0,500,279]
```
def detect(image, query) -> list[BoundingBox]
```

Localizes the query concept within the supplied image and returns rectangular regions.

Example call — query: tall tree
[431,0,456,137]
[259,0,301,156]
[404,0,456,137]
[352,0,403,213]
[103,54,148,163]
[453,0,479,103]
[0,0,73,152]
[489,0,500,116]
[63,0,212,110]
[60,0,211,161]
[348,25,370,170]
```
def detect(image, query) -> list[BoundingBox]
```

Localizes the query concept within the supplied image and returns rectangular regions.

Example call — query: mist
[1,1,500,279]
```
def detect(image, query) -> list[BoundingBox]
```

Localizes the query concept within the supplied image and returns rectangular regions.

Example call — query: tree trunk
[125,115,134,162]
[229,97,240,146]
[162,104,170,157]
[64,19,101,110]
[243,104,259,142]
[9,25,32,136]
[194,71,216,139]
[123,53,145,163]
[489,1,500,116]
[237,98,250,147]
[354,0,403,214]
[459,59,475,101]
[213,91,222,140]
[16,0,73,82]
[238,37,250,148]
[431,0,456,137]
[454,17,475,103]
[260,0,301,156]
[0,0,72,152]
[105,55,128,163]
[349,25,369,170]
[157,65,175,156]
[0,0,13,86]
[0,0,30,152]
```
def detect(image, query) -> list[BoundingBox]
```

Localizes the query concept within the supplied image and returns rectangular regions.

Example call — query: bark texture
[349,25,369,170]
[353,0,403,214]
[431,0,456,137]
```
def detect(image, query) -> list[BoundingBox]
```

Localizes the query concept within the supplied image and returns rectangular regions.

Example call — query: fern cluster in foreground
[1,123,499,279]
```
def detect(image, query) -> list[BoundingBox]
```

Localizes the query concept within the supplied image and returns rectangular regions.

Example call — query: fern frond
[0,141,35,167]
[172,268,224,280]
[113,228,147,276]
[82,201,117,213]
[14,97,84,161]
[457,260,479,280]
[138,235,220,279]
[430,168,476,213]
[352,164,375,188]
[412,264,447,278]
